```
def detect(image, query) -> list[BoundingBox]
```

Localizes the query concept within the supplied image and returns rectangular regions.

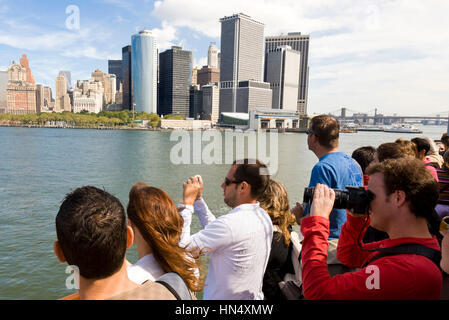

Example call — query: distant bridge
[328,108,449,125]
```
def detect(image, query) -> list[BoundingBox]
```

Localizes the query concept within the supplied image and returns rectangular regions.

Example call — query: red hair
[127,182,204,292]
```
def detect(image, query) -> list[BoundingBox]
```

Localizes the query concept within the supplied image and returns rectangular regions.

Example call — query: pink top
[424,157,439,182]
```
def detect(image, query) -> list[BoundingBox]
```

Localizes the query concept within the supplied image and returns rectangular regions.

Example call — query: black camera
[303,186,372,214]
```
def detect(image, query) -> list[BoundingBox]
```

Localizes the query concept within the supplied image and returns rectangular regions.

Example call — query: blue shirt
[305,152,363,239]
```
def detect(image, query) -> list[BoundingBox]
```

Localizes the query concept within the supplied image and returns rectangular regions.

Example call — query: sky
[1,0,448,116]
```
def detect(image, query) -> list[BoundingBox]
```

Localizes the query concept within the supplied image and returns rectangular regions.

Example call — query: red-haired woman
[126,182,203,294]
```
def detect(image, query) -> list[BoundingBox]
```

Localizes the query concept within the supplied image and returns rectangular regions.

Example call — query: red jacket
[301,215,442,300]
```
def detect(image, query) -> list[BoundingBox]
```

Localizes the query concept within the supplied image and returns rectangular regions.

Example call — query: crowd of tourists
[54,115,449,300]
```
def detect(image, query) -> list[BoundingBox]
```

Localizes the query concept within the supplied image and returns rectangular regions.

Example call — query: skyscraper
[55,75,71,112]
[122,45,132,110]
[131,30,158,114]
[19,54,35,86]
[59,71,72,91]
[219,13,271,113]
[197,66,220,88]
[108,60,122,91]
[265,46,300,110]
[159,46,192,116]
[207,43,218,69]
[265,32,310,114]
[6,58,36,114]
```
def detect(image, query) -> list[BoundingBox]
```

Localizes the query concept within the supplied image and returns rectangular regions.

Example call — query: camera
[303,186,373,214]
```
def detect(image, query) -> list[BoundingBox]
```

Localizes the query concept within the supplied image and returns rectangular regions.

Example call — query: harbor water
[0,125,445,299]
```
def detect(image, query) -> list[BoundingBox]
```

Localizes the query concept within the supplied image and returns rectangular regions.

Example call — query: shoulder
[108,281,177,300]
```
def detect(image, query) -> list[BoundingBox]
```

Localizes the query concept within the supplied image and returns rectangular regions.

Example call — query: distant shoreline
[0,123,168,131]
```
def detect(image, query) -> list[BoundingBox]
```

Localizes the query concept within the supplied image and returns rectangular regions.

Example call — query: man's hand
[309,183,335,219]
[183,176,201,206]
[291,202,305,224]
[193,175,203,201]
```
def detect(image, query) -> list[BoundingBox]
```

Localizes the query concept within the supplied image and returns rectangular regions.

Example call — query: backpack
[156,272,192,300]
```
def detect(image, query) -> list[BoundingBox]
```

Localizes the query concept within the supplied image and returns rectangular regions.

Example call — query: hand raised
[309,184,335,219]
[183,177,201,206]
[193,175,203,200]
[291,202,305,224]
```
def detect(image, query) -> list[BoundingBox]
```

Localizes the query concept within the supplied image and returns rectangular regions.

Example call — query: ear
[395,190,407,207]
[126,225,134,249]
[53,241,66,263]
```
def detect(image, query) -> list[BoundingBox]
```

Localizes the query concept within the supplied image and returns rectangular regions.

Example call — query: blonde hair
[258,180,297,246]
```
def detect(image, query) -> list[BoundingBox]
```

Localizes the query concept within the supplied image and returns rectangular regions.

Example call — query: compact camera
[303,186,373,214]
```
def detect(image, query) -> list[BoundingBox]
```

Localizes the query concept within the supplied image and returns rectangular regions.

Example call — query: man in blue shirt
[293,115,363,239]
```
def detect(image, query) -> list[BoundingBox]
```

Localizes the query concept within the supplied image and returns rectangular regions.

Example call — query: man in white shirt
[179,159,273,300]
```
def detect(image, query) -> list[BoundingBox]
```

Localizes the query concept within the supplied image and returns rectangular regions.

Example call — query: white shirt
[179,199,273,300]
[127,254,165,285]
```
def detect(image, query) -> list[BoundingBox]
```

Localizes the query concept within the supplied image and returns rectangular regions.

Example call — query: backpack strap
[156,272,192,300]
[362,243,441,269]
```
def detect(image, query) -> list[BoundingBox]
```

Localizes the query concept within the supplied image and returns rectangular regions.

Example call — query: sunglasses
[306,128,315,135]
[224,177,243,186]
[440,216,449,234]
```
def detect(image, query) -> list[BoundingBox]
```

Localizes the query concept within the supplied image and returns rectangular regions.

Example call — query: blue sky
[1,0,449,116]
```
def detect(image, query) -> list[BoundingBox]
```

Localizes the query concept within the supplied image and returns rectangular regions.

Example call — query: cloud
[151,0,449,114]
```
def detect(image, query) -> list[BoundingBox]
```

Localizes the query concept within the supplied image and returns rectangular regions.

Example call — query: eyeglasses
[224,177,243,186]
[306,128,315,135]
[440,216,449,234]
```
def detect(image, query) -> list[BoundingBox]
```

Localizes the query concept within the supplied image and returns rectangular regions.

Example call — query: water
[0,125,445,299]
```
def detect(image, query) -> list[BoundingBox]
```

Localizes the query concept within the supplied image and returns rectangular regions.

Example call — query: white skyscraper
[207,43,218,69]
[131,30,158,114]
[265,46,301,110]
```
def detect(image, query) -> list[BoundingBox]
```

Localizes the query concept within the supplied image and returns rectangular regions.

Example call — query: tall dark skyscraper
[265,32,310,114]
[108,60,122,91]
[121,45,132,110]
[159,46,192,116]
[219,13,272,113]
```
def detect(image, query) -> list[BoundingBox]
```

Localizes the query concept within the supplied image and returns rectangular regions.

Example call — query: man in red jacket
[300,157,442,299]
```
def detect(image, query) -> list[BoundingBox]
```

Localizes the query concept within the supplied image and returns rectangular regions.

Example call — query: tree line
[0,110,185,128]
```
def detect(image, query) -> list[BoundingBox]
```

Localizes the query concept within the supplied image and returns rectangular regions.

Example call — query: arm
[194,198,216,228]
[182,217,234,255]
[305,164,334,215]
[336,212,373,268]
[191,175,216,227]
[301,216,413,300]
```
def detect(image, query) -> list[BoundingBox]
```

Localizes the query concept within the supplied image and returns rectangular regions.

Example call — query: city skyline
[0,0,449,116]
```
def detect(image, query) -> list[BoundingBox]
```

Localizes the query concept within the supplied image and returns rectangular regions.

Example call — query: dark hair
[127,183,204,292]
[232,159,270,198]
[411,137,430,155]
[441,133,449,148]
[366,158,439,219]
[55,186,127,279]
[376,142,417,162]
[352,146,376,173]
[310,115,339,149]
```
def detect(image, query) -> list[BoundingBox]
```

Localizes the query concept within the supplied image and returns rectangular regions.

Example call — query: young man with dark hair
[299,158,442,299]
[54,186,176,300]
[178,159,273,300]
[293,115,363,240]
[351,146,376,188]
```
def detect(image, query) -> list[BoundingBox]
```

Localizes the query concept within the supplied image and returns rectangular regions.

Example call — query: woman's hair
[258,179,296,246]
[376,140,417,162]
[443,150,449,171]
[127,182,203,292]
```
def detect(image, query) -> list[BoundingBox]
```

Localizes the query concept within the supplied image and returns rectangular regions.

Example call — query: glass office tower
[131,30,158,114]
